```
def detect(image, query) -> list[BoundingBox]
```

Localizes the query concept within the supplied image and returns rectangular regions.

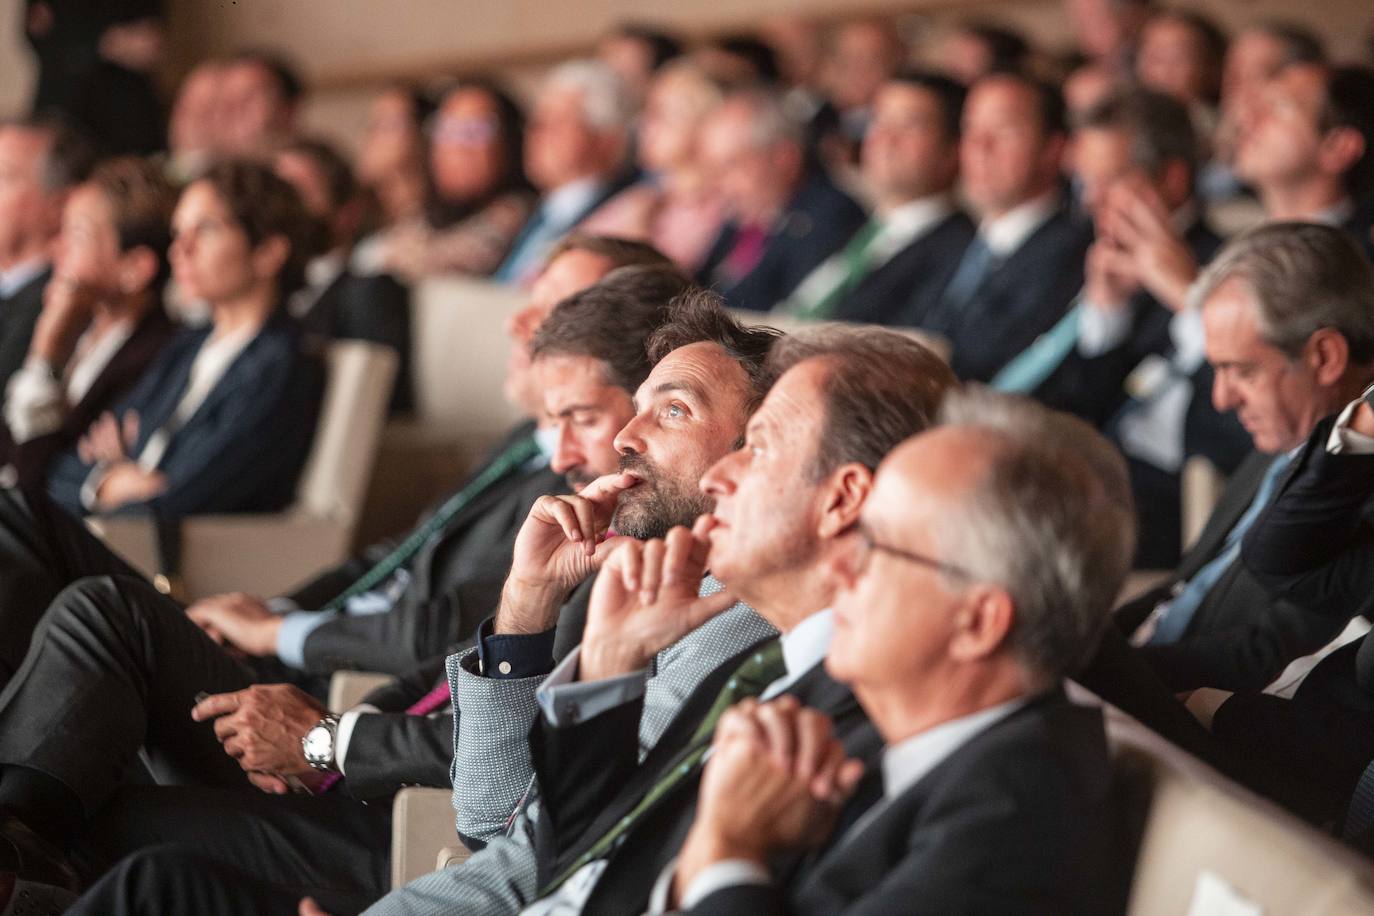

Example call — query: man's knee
[49,575,174,635]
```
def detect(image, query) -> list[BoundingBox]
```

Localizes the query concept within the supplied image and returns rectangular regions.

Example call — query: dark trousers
[0,486,145,684]
[72,844,318,916]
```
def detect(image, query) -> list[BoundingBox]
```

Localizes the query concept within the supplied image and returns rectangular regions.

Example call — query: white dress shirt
[979,191,1059,259]
[0,258,48,299]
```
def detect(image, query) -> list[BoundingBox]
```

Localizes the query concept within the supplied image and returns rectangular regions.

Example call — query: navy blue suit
[702,171,867,313]
[827,210,977,326]
[911,205,1092,382]
[45,310,324,518]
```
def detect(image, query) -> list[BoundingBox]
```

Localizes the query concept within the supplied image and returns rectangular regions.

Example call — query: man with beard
[0,269,679,913]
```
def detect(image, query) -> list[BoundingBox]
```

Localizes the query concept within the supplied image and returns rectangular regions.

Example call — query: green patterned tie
[792,219,884,321]
[540,638,786,895]
[320,435,542,612]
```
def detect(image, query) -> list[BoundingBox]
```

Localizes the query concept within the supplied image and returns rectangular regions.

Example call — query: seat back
[410,275,527,445]
[1181,455,1226,552]
[295,340,398,519]
[1107,713,1374,915]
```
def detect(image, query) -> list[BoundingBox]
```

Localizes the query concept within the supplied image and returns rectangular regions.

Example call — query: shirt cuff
[275,609,339,670]
[334,704,379,776]
[682,859,772,908]
[79,463,110,511]
[475,616,557,679]
[1169,308,1207,373]
[536,646,649,727]
[266,596,300,614]
[1077,299,1132,356]
[1327,398,1374,454]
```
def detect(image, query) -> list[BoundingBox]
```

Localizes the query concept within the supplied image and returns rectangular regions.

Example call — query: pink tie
[315,682,452,793]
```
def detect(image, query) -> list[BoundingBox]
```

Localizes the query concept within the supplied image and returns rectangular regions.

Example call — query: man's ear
[1318,126,1366,179]
[1306,327,1351,388]
[949,586,1015,662]
[816,462,873,540]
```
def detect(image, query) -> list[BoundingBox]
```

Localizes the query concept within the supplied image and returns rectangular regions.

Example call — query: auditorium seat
[357,275,529,545]
[1107,707,1374,915]
[88,340,397,599]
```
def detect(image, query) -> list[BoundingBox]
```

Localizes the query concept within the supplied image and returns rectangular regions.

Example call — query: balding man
[670,388,1134,913]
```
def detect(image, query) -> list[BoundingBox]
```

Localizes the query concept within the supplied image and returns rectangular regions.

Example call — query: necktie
[935,234,994,318]
[793,219,884,321]
[494,208,551,284]
[1145,455,1291,645]
[320,435,541,613]
[991,302,1082,393]
[540,639,786,896]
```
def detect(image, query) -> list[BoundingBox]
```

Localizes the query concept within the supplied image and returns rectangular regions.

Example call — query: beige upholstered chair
[88,340,397,600]
[1181,454,1226,553]
[358,276,529,544]
[1105,707,1374,915]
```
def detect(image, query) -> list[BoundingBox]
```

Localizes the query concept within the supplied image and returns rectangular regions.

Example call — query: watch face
[303,725,332,760]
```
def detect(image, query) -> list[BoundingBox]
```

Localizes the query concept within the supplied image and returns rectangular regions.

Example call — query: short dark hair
[645,289,782,413]
[608,23,685,72]
[530,265,694,392]
[713,35,782,85]
[228,49,304,104]
[767,326,956,479]
[888,69,967,140]
[3,114,97,193]
[1079,86,1199,177]
[548,233,677,272]
[958,21,1031,74]
[979,71,1068,137]
[280,137,358,210]
[88,156,179,287]
[194,158,318,298]
[1318,65,1374,198]
[1253,20,1325,68]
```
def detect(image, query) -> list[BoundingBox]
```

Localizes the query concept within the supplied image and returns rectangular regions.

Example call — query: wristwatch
[301,714,341,772]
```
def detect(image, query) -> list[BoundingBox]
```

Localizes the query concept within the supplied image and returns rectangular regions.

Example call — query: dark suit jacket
[688,690,1121,916]
[297,269,413,415]
[1034,218,1227,429]
[828,209,977,327]
[912,204,1093,382]
[289,425,566,676]
[340,574,596,801]
[531,654,883,916]
[0,267,50,397]
[1115,450,1346,692]
[1343,196,1374,263]
[45,310,324,518]
[3,304,177,488]
[1238,414,1374,708]
[703,171,868,313]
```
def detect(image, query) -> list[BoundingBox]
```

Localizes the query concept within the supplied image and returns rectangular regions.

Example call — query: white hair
[543,59,636,132]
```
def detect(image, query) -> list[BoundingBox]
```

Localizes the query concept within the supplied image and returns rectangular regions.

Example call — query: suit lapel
[1175,451,1273,579]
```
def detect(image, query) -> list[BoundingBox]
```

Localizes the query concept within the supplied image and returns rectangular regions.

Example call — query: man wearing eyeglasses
[666,388,1136,914]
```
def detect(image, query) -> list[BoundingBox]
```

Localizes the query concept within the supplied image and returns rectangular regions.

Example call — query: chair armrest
[436,845,473,871]
[391,786,460,889]
[328,671,397,711]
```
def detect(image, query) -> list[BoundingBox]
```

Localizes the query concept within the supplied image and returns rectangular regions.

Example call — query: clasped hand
[192,684,330,794]
[675,696,865,899]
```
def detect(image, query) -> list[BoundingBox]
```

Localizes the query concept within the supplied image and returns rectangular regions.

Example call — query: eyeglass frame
[847,520,980,583]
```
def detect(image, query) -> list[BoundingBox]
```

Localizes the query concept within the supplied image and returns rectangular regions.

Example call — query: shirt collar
[0,258,50,299]
[878,193,955,245]
[979,190,1060,258]
[881,695,1029,800]
[778,607,834,685]
[1309,197,1355,228]
[541,177,605,229]
[305,251,347,290]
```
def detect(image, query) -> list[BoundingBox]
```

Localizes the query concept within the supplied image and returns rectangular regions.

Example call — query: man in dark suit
[996,86,1248,568]
[275,138,414,414]
[0,116,95,396]
[906,72,1092,382]
[666,388,1134,915]
[0,266,681,912]
[1232,62,1374,261]
[696,89,867,313]
[1107,224,1374,694]
[772,71,974,325]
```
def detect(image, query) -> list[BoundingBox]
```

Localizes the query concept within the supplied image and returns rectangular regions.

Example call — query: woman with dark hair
[353,84,435,234]
[1,156,179,488]
[44,158,325,517]
[362,78,537,279]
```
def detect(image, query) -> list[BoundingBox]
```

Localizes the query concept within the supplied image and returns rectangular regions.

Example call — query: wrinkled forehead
[633,341,748,413]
